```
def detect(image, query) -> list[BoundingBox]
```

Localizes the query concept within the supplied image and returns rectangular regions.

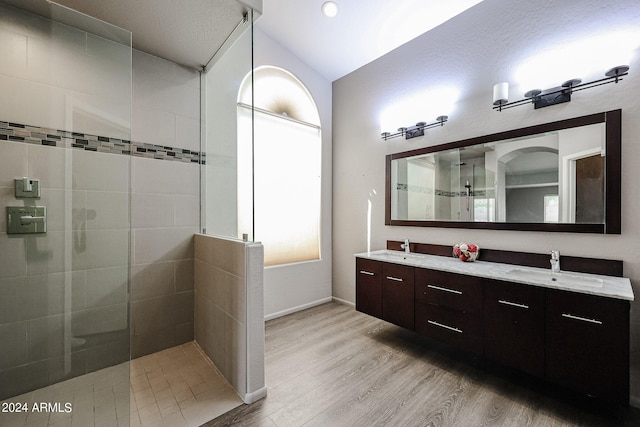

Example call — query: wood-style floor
[204,302,640,427]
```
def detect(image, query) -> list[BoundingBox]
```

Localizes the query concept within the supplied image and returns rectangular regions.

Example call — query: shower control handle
[6,206,47,234]
[21,215,46,225]
[14,177,41,198]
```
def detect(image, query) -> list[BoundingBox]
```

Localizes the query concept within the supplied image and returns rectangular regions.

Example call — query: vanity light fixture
[381,116,448,141]
[321,1,339,18]
[492,65,629,111]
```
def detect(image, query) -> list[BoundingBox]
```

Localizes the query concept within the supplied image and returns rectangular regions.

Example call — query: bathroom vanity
[355,242,634,404]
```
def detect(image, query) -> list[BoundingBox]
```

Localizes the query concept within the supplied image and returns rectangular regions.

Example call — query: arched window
[238,66,321,266]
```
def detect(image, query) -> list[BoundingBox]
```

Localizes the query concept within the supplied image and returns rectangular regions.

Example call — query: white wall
[253,27,333,319]
[332,0,640,406]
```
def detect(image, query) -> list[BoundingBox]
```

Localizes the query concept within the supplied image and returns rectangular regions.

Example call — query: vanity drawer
[356,258,382,279]
[415,301,482,354]
[383,262,414,283]
[415,268,483,313]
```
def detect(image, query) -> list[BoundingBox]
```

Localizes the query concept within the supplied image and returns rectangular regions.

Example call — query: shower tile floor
[129,342,243,427]
[0,341,243,427]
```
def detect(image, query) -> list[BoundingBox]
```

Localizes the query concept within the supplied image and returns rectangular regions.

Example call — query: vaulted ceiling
[2,0,482,80]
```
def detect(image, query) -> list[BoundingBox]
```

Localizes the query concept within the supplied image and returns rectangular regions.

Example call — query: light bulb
[321,1,339,18]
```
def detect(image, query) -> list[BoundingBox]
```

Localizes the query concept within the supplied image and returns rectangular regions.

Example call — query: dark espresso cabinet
[382,263,415,330]
[355,258,414,329]
[546,289,630,404]
[355,256,631,404]
[355,258,383,318]
[484,280,546,377]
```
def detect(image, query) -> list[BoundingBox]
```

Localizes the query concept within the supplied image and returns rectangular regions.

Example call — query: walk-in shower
[1,2,264,426]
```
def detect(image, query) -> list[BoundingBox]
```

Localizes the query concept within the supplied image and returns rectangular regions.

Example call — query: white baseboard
[264,297,332,321]
[630,394,640,409]
[243,385,268,404]
[332,296,355,307]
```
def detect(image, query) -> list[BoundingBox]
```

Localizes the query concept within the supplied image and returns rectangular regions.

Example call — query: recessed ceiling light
[321,1,339,18]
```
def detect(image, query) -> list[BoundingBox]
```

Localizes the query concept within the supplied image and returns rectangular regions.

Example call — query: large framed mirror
[385,110,621,233]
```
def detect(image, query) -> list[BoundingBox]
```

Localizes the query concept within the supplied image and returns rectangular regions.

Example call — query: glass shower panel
[201,11,255,239]
[433,150,460,221]
[455,155,489,222]
[0,1,131,426]
[474,165,496,222]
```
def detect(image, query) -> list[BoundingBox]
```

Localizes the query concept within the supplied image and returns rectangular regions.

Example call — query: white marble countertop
[355,249,634,301]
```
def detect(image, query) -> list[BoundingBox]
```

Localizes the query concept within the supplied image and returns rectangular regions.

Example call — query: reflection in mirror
[386,110,620,233]
[392,123,604,223]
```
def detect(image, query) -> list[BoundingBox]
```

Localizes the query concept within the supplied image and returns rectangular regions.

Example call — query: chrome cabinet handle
[386,276,403,282]
[427,284,462,295]
[428,320,462,334]
[359,270,375,276]
[498,299,529,309]
[562,313,603,325]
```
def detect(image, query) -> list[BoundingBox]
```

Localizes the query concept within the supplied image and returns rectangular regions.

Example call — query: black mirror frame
[385,109,621,234]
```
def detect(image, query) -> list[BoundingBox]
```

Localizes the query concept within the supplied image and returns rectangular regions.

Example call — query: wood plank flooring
[203,302,640,426]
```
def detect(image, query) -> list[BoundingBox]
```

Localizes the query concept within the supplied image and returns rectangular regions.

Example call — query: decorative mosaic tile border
[0,121,205,164]
[397,183,486,198]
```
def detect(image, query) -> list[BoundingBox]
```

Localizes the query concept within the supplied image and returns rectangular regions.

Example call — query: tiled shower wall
[131,155,199,357]
[0,3,201,398]
[130,51,200,358]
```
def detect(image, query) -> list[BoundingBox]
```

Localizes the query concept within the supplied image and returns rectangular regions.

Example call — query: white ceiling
[1,0,483,80]
[256,0,483,81]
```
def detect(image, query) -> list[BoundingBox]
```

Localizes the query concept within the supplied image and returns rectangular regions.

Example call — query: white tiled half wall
[194,234,266,403]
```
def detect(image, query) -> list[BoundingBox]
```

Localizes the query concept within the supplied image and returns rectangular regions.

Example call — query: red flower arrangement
[453,243,479,262]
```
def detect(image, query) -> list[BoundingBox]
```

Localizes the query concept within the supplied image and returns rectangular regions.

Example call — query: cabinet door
[355,258,383,318]
[546,289,629,404]
[382,263,415,330]
[484,280,545,377]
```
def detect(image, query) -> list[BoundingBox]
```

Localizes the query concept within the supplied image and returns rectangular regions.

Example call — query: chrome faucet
[550,250,560,273]
[401,238,410,254]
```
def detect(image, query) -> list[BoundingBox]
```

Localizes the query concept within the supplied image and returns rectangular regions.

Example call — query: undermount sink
[507,268,603,288]
[382,251,424,262]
